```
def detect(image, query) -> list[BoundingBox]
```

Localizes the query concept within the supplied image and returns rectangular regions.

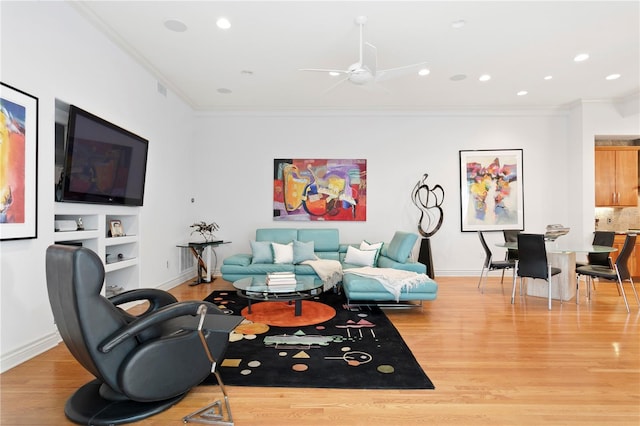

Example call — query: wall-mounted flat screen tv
[59,105,148,206]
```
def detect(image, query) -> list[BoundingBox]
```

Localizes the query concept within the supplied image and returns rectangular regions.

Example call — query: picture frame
[0,82,38,240]
[109,220,124,237]
[273,158,367,221]
[459,149,524,232]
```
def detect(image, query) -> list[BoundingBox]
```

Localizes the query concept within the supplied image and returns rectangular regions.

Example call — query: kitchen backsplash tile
[596,204,640,232]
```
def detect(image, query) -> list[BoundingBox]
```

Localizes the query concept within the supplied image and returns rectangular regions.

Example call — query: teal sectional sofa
[220,228,438,304]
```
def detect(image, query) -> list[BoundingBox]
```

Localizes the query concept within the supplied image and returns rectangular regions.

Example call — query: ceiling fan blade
[323,77,350,94]
[299,68,349,74]
[376,61,428,82]
[362,42,377,76]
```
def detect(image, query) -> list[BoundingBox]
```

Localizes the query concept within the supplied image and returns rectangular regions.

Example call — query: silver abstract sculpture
[411,173,445,238]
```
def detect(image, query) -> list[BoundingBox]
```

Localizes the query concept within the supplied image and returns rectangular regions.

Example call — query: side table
[177,241,230,286]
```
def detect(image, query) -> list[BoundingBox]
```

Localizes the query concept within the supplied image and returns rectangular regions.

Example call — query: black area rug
[203,290,435,390]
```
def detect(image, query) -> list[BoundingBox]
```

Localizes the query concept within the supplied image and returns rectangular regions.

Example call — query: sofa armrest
[377,255,426,273]
[223,253,251,266]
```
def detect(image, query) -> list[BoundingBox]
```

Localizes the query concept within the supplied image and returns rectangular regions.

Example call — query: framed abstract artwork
[0,82,38,240]
[459,149,523,232]
[273,158,367,221]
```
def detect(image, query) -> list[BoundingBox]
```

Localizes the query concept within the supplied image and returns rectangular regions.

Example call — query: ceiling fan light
[329,71,341,77]
[418,68,430,76]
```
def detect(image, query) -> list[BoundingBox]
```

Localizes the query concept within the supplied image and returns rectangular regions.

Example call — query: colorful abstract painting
[274,159,366,221]
[459,149,523,232]
[1,83,38,240]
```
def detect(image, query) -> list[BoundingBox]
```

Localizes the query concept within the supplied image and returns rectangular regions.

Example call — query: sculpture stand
[418,238,435,278]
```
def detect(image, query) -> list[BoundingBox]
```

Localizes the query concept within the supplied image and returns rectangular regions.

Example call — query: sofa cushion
[256,228,297,244]
[344,246,377,267]
[386,231,419,263]
[272,242,294,264]
[342,273,438,302]
[293,240,316,264]
[297,228,339,252]
[250,241,273,264]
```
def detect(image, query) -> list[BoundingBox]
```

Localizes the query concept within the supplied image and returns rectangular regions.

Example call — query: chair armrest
[108,289,178,315]
[99,301,213,353]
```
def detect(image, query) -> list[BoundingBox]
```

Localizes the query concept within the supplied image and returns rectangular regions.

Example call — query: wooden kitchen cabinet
[595,147,639,207]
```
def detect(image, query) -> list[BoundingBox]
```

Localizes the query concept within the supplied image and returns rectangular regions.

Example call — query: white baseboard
[0,272,214,373]
[0,331,61,374]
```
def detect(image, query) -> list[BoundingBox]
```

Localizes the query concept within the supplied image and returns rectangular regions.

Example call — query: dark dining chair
[477,231,516,293]
[576,231,615,268]
[575,231,615,303]
[501,230,520,282]
[511,233,562,310]
[576,233,639,313]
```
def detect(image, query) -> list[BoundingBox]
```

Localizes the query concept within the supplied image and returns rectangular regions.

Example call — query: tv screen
[60,105,148,206]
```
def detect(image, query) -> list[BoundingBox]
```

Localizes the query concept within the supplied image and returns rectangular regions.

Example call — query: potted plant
[190,221,220,242]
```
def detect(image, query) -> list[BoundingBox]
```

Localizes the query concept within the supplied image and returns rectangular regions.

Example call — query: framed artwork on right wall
[459,149,524,232]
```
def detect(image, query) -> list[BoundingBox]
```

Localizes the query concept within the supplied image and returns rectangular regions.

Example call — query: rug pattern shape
[203,290,435,390]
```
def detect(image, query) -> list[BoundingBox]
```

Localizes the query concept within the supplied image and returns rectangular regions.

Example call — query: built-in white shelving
[54,203,140,294]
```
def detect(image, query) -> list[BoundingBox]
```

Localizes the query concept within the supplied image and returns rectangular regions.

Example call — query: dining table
[495,242,617,302]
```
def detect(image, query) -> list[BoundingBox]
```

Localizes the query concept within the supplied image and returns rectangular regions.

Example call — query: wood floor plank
[1,276,638,425]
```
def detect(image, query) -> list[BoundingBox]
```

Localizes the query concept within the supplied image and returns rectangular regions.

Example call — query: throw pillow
[344,245,377,267]
[250,241,273,264]
[272,242,294,264]
[360,240,383,265]
[293,240,316,264]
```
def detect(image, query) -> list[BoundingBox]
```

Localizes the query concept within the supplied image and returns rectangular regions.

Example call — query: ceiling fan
[299,16,428,91]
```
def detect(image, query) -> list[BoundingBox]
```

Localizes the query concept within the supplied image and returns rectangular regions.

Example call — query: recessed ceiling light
[164,19,187,32]
[479,74,491,82]
[574,53,589,62]
[418,68,430,76]
[217,88,232,94]
[216,17,231,30]
[517,90,528,96]
[451,20,466,29]
[329,71,341,77]
[544,75,553,80]
[450,74,467,81]
[606,73,621,80]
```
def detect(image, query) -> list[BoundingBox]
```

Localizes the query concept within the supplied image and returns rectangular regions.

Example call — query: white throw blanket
[345,266,430,302]
[301,259,343,291]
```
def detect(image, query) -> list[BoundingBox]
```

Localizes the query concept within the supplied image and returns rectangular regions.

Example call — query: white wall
[193,110,574,274]
[0,1,638,372]
[0,1,196,371]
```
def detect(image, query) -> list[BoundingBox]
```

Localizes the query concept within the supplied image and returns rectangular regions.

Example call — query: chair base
[183,371,234,425]
[183,399,234,425]
[65,379,186,425]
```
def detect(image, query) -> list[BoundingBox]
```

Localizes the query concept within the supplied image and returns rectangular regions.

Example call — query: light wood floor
[2,276,639,425]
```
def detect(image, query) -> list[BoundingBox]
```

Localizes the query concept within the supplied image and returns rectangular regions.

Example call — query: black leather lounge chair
[45,244,242,425]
